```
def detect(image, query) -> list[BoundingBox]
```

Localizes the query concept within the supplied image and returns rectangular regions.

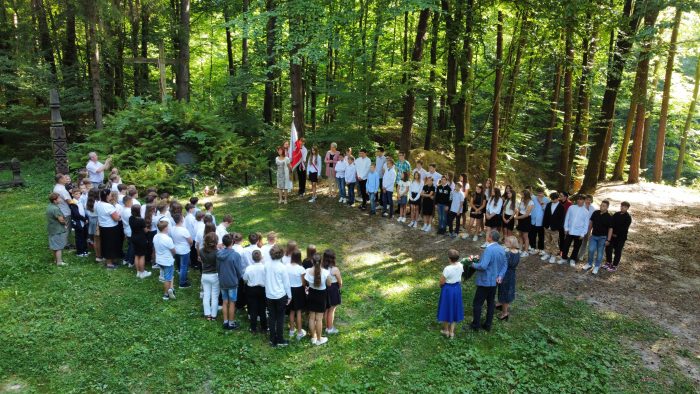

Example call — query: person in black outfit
[297,138,307,196]
[604,201,632,272]
[541,192,566,263]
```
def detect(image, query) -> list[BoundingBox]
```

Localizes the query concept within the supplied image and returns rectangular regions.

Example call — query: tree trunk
[140,8,149,94]
[85,1,102,129]
[501,12,528,137]
[176,0,190,101]
[33,0,57,78]
[627,6,659,184]
[399,8,430,158]
[611,75,641,181]
[263,0,276,124]
[223,3,235,77]
[653,7,682,182]
[675,55,700,183]
[641,57,661,171]
[424,10,439,150]
[290,10,304,137]
[61,0,78,86]
[570,17,597,191]
[543,61,562,159]
[458,0,473,175]
[580,0,642,193]
[558,22,574,191]
[310,63,317,131]
[241,0,249,110]
[488,10,503,182]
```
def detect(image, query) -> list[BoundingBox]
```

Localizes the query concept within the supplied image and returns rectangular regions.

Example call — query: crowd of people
[45,144,634,341]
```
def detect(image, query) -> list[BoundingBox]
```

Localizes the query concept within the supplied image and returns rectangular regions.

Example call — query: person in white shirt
[260,231,277,265]
[121,195,134,266]
[412,159,429,183]
[407,172,423,227]
[302,253,331,345]
[306,146,323,203]
[171,213,193,288]
[243,250,267,333]
[334,153,347,203]
[193,211,207,250]
[483,188,503,247]
[382,158,397,218]
[242,232,263,269]
[355,149,372,209]
[95,188,122,269]
[296,138,309,197]
[85,152,112,185]
[397,172,411,223]
[375,147,387,185]
[577,194,598,261]
[344,156,357,206]
[215,214,233,247]
[265,245,292,347]
[286,250,307,340]
[448,182,465,237]
[184,204,197,238]
[437,249,465,338]
[427,163,442,187]
[153,221,177,301]
[561,195,589,267]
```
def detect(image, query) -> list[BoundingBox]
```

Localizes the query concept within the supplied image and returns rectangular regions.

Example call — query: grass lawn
[0,164,696,393]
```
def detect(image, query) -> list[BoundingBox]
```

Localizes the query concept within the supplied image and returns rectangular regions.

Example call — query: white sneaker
[461,233,469,240]
[338,197,343,203]
[558,258,566,265]
[569,259,576,267]
[311,338,318,345]
[421,224,427,231]
[582,263,592,271]
[326,327,339,334]
[592,266,600,275]
[142,271,152,278]
[520,252,529,258]
[480,242,488,248]
[136,272,143,279]
[539,250,546,255]
[297,329,307,340]
[425,225,432,232]
[472,235,478,242]
[308,197,315,203]
[528,247,535,253]
[549,256,557,264]
[289,329,296,337]
[167,288,176,299]
[541,253,550,261]
[316,337,328,345]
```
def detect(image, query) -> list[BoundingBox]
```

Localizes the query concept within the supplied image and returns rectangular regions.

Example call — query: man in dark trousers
[541,191,566,264]
[296,138,308,197]
[604,201,632,273]
[469,230,507,332]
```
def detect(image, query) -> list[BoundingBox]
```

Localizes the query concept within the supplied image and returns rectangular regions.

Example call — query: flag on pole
[290,114,303,171]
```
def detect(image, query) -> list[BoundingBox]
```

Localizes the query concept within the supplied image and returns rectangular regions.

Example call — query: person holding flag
[288,116,307,197]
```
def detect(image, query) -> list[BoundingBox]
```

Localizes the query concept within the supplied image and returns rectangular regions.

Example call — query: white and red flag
[289,114,303,170]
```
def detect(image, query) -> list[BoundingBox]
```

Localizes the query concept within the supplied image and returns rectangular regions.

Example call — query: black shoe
[276,340,289,347]
[179,282,191,288]
[223,322,230,330]
[468,324,479,332]
[228,321,240,330]
[482,325,491,332]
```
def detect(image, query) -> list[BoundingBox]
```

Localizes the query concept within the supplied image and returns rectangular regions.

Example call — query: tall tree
[542,60,562,159]
[424,10,440,150]
[674,55,700,183]
[580,0,642,193]
[558,19,574,191]
[32,0,57,78]
[399,8,430,158]
[263,0,276,124]
[501,11,529,136]
[85,0,103,128]
[223,2,235,77]
[652,7,682,182]
[241,0,249,110]
[640,56,661,170]
[289,0,305,137]
[488,10,503,182]
[61,0,78,86]
[176,0,190,101]
[627,4,659,184]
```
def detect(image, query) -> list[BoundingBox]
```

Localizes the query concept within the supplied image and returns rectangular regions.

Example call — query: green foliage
[71,98,266,192]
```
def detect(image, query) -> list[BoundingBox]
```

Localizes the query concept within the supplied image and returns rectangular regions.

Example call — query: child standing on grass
[345,156,357,207]
[217,234,244,330]
[307,146,322,203]
[171,213,193,287]
[47,193,68,266]
[448,182,464,238]
[204,202,216,225]
[200,232,220,321]
[397,172,410,223]
[243,250,268,333]
[303,253,331,345]
[287,250,307,340]
[153,221,176,301]
[437,249,464,338]
[420,176,436,233]
[366,164,380,215]
[69,188,89,257]
[265,245,293,347]
[129,205,151,279]
[323,249,342,335]
[335,153,347,204]
[435,176,451,234]
[408,172,423,227]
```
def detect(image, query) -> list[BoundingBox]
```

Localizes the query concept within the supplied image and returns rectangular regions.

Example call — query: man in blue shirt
[470,230,507,331]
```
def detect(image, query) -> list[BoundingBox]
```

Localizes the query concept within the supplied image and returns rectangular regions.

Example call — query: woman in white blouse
[407,172,423,228]
[483,188,503,247]
[306,146,323,203]
[95,188,122,269]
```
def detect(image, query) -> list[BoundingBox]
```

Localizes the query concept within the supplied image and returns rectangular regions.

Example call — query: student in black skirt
[303,253,331,345]
[483,188,503,247]
[501,189,517,238]
[420,176,436,233]
[323,249,343,335]
[515,189,535,257]
[129,204,151,279]
[286,250,307,340]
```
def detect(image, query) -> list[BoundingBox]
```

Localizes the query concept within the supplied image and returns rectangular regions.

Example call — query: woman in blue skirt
[497,236,520,321]
[437,249,464,338]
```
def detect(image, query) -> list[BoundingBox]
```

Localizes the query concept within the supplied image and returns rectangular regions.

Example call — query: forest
[1,0,699,192]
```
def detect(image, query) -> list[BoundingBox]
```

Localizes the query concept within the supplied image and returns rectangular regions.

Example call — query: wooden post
[158,42,167,103]
[49,89,69,175]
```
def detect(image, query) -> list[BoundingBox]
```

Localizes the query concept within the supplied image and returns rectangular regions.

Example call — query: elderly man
[86,152,112,186]
[470,230,507,332]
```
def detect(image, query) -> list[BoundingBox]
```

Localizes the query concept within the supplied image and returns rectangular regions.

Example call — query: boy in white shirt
[243,233,263,269]
[171,213,193,288]
[448,182,465,238]
[382,158,397,218]
[260,231,278,264]
[121,196,134,266]
[153,221,177,300]
[215,214,233,247]
[344,156,357,207]
[428,163,442,186]
[243,250,267,333]
[204,202,216,225]
[334,153,347,203]
[355,149,372,209]
[561,195,589,267]
[412,160,429,182]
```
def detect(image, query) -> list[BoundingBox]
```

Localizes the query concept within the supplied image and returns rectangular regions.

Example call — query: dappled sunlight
[381,282,411,297]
